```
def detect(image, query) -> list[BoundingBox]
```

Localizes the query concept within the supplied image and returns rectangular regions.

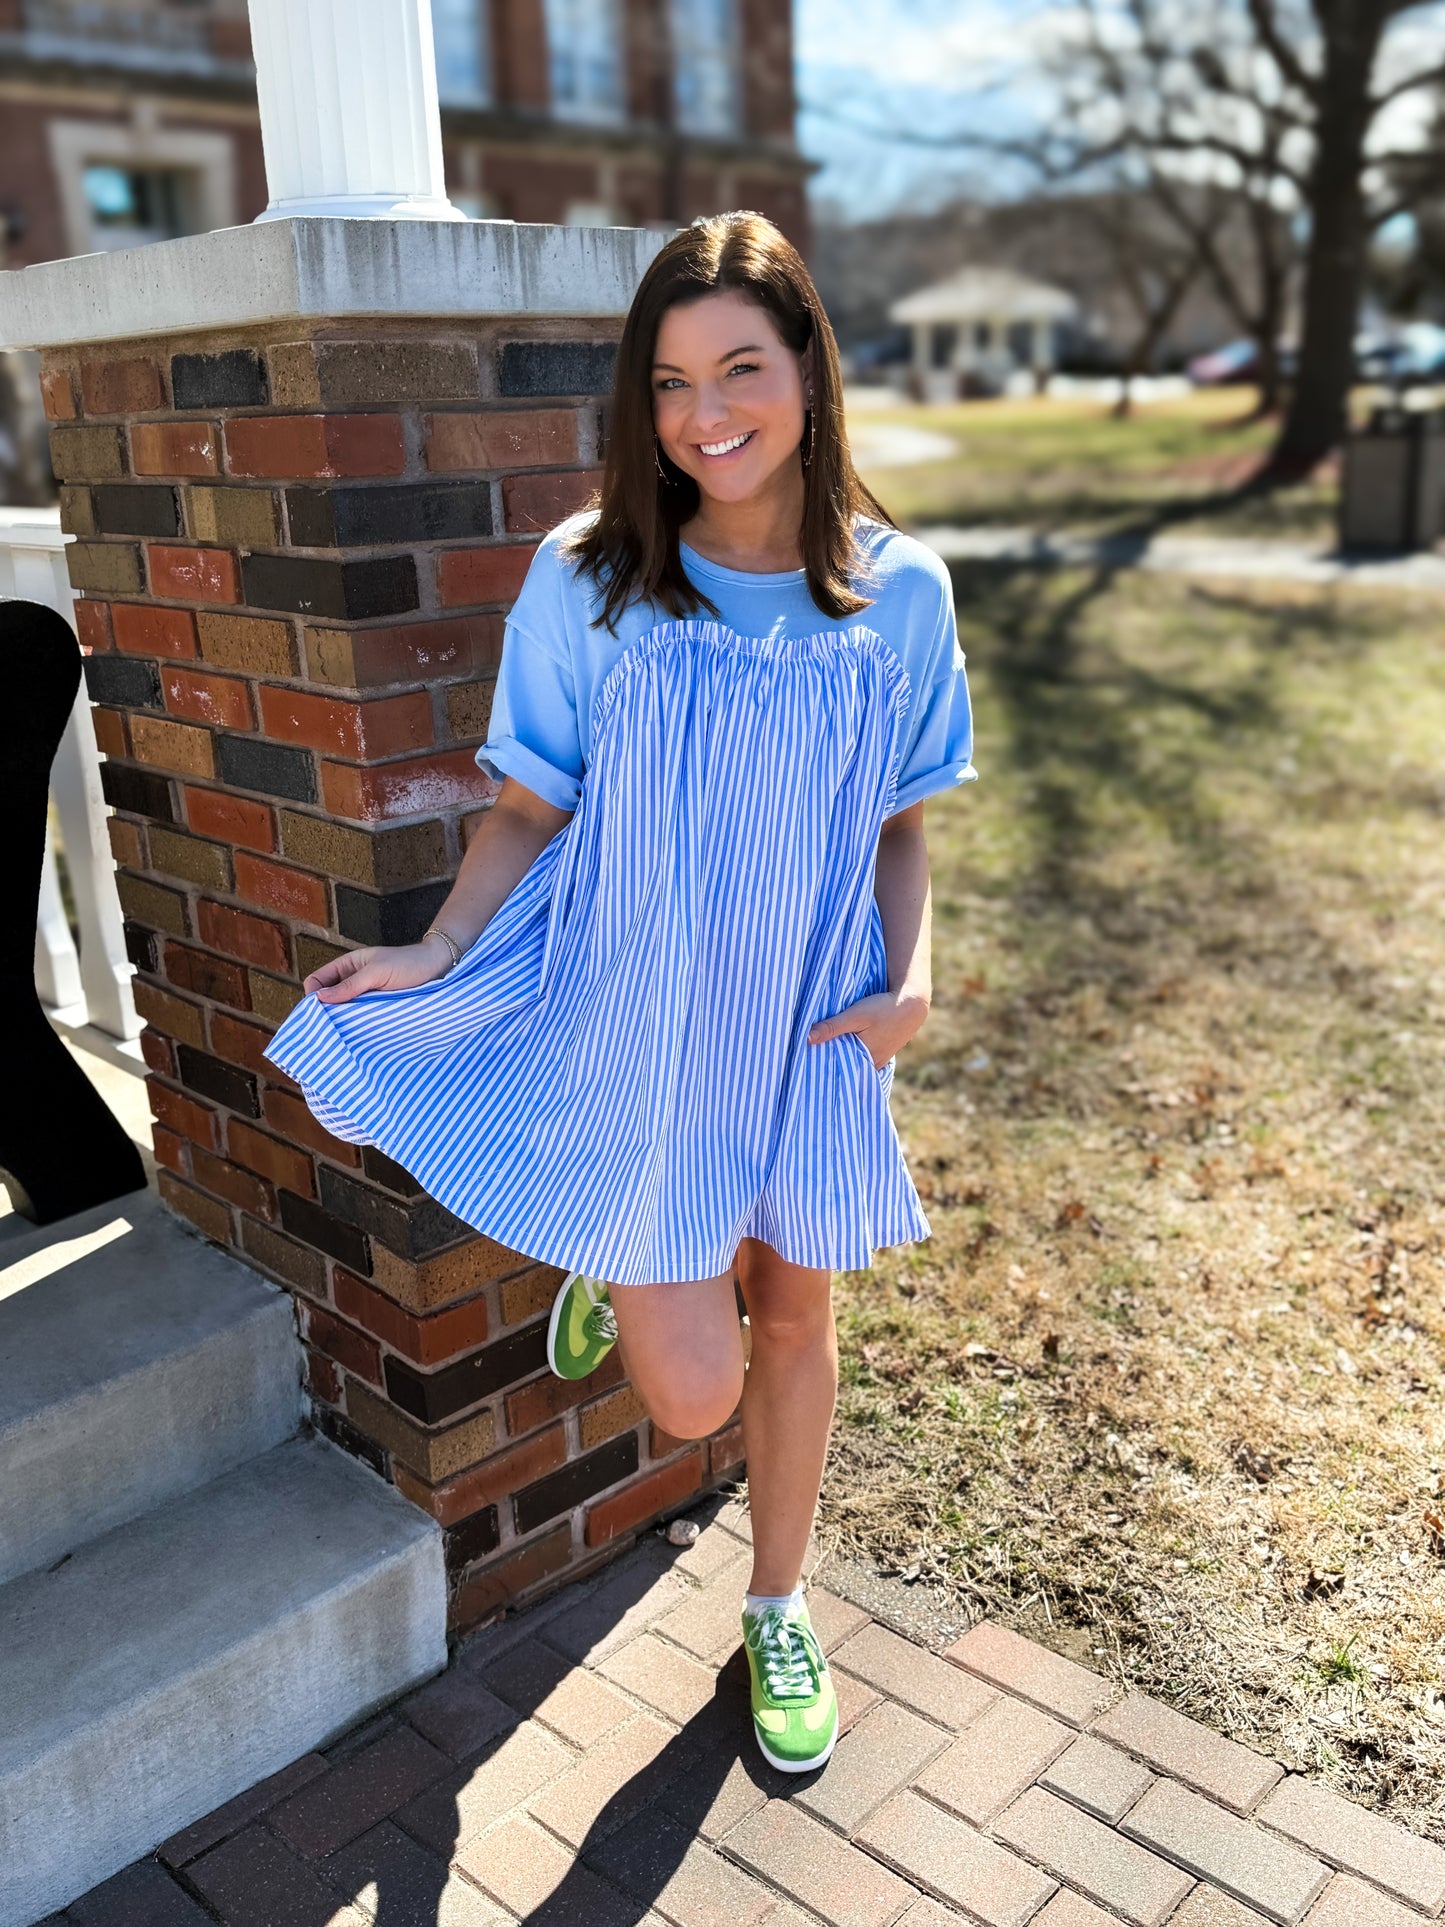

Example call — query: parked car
[1186,337,1298,386]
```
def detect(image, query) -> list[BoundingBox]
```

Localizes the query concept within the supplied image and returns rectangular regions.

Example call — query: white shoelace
[584,1299,617,1344]
[746,1605,822,1701]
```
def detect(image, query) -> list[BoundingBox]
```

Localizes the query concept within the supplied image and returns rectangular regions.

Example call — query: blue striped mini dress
[263,528,974,1286]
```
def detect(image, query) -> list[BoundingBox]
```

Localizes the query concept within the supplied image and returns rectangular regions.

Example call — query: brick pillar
[14,222,743,1638]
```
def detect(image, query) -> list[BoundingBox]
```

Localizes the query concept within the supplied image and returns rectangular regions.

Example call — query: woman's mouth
[695,429,756,459]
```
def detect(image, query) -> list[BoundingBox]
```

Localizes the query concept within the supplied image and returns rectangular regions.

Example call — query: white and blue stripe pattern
[262,618,933,1285]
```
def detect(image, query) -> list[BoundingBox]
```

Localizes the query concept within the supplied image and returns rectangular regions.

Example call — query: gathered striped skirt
[261,618,932,1285]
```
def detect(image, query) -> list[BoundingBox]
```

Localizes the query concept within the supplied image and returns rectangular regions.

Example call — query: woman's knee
[746,1293,836,1354]
[645,1358,745,1440]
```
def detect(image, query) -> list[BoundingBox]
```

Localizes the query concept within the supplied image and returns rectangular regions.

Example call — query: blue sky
[793,0,1053,221]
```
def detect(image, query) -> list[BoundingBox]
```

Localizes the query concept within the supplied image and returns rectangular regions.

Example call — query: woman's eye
[655,377,686,392]
[727,362,759,376]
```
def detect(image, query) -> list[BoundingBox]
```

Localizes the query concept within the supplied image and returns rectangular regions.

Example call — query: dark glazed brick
[85,653,163,709]
[335,879,452,948]
[286,482,493,548]
[384,1322,550,1425]
[277,1190,372,1272]
[172,348,269,410]
[313,1402,391,1477]
[216,733,317,804]
[514,1432,640,1535]
[100,760,176,821]
[239,551,419,620]
[124,923,159,974]
[360,1145,425,1195]
[443,1503,501,1569]
[175,1043,261,1117]
[499,340,617,397]
[317,1163,471,1261]
[92,483,181,538]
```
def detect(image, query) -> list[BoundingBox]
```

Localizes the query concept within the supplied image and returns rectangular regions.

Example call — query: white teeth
[699,431,752,456]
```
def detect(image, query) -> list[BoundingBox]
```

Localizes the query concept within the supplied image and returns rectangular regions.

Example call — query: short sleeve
[890,581,977,815]
[475,618,584,812]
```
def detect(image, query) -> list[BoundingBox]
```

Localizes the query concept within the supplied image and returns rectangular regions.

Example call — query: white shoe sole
[753,1716,839,1773]
[545,1270,585,1379]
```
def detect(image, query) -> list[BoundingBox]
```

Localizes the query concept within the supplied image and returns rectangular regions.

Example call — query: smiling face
[651,288,812,507]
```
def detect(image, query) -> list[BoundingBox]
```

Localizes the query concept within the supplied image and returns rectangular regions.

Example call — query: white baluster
[248,0,467,222]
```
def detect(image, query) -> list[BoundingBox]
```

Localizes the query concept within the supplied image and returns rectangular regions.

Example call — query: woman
[263,210,975,1775]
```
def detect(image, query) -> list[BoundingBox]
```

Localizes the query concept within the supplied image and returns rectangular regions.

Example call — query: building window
[544,0,624,123]
[432,0,491,103]
[82,165,191,251]
[671,0,740,136]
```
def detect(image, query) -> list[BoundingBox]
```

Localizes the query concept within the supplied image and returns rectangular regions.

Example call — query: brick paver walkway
[47,1489,1445,1927]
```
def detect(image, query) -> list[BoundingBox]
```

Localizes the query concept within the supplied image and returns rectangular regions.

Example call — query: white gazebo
[889,265,1080,397]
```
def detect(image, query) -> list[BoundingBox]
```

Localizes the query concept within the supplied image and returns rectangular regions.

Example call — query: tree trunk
[1270,2,1386,473]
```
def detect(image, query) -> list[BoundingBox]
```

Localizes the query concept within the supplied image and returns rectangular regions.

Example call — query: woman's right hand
[304,935,455,1005]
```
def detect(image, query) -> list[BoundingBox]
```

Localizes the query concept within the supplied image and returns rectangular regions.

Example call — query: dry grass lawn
[822,561,1445,1842]
[847,388,1338,541]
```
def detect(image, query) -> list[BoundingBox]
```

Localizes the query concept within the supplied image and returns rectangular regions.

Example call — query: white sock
[744,1585,804,1615]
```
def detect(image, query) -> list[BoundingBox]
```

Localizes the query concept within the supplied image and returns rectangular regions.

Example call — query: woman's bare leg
[603,1266,745,1443]
[734,1235,837,1597]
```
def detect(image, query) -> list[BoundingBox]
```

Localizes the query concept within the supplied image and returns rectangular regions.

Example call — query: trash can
[1339,404,1445,552]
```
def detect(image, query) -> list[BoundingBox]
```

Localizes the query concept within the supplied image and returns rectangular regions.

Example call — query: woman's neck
[680,460,806,574]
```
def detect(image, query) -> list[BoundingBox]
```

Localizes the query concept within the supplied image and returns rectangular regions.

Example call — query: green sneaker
[546,1271,618,1380]
[741,1597,838,1772]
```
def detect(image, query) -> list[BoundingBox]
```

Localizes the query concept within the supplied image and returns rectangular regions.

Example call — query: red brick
[163,939,252,1010]
[158,1168,232,1243]
[131,421,220,477]
[184,785,277,852]
[147,1077,222,1150]
[137,1019,179,1077]
[392,1424,567,1527]
[502,467,602,534]
[227,1117,316,1199]
[299,1300,384,1387]
[584,1449,703,1548]
[197,898,291,973]
[305,1347,343,1405]
[709,1417,745,1474]
[74,599,112,650]
[949,1620,1121,1729]
[649,1419,691,1459]
[257,684,432,759]
[425,408,578,472]
[152,1123,188,1177]
[107,817,145,870]
[505,1342,627,1436]
[332,1268,488,1367]
[450,1518,574,1626]
[148,543,240,605]
[319,747,488,823]
[161,663,254,730]
[262,1085,364,1164]
[91,707,127,758]
[726,1800,919,1927]
[191,1146,276,1220]
[232,851,330,924]
[112,602,199,659]
[224,414,405,479]
[436,542,537,608]
[304,612,503,689]
[81,355,163,416]
[1094,1692,1281,1813]
[1256,1776,1445,1913]
[40,366,77,421]
[208,1009,284,1078]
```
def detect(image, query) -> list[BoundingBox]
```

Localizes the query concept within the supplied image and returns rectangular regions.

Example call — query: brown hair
[563,210,895,633]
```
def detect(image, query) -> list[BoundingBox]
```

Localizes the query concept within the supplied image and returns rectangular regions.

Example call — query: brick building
[0,0,809,267]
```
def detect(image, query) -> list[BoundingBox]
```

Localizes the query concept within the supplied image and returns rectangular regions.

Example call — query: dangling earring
[654,438,669,483]
[801,403,814,472]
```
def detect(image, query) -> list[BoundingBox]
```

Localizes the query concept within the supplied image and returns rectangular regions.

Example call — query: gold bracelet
[422,925,461,972]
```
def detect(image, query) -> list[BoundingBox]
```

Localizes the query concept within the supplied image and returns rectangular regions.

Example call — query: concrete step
[0,1187,304,1585]
[0,1430,447,1927]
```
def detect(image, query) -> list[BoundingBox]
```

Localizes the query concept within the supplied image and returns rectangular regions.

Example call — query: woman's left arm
[807,799,932,1069]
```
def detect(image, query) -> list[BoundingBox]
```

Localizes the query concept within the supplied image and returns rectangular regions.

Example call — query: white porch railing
[0,506,142,1044]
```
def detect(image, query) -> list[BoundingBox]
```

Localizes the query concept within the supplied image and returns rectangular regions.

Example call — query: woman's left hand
[808,989,930,1070]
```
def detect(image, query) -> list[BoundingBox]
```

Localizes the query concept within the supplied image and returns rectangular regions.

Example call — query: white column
[248,0,467,222]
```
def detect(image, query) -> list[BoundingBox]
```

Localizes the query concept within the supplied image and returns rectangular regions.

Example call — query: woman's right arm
[303,776,574,1004]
